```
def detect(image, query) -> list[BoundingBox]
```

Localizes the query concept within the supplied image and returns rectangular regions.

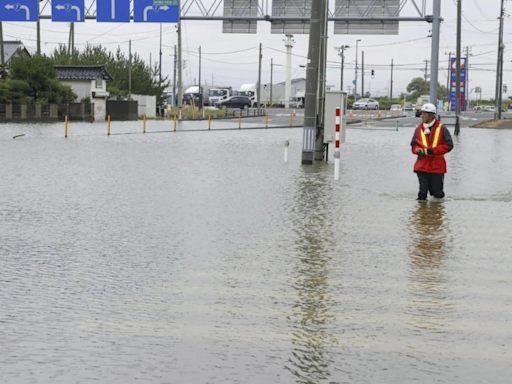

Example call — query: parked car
[390,104,402,113]
[216,96,252,110]
[352,98,379,110]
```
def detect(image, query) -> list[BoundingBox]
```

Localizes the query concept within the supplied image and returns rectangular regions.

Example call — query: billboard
[450,57,467,112]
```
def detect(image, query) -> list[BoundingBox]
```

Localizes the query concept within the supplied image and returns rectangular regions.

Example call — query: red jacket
[411,119,454,174]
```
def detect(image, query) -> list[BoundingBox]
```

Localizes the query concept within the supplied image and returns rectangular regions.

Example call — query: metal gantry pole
[257,43,262,114]
[0,22,4,64]
[315,0,329,161]
[455,0,462,134]
[301,0,327,164]
[430,0,441,105]
[355,40,360,99]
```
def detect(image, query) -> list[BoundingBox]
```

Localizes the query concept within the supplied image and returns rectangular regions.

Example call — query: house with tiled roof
[1,41,31,65]
[55,65,113,120]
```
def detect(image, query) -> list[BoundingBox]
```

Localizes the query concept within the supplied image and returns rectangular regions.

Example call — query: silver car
[353,98,379,110]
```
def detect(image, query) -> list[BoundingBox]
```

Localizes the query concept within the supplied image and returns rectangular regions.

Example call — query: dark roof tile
[55,65,113,81]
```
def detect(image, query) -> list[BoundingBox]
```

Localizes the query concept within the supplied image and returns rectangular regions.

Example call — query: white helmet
[421,103,437,114]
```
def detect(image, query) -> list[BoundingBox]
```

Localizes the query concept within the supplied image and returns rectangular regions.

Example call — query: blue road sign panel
[52,0,85,22]
[134,0,179,23]
[0,0,39,22]
[97,0,130,23]
[353,80,357,85]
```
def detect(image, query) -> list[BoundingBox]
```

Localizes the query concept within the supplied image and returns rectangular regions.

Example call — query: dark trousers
[416,171,445,200]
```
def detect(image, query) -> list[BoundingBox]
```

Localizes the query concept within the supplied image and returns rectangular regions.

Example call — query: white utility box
[323,91,347,145]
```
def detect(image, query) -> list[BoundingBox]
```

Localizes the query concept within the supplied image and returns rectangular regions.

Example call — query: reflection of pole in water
[407,203,454,332]
[285,168,338,383]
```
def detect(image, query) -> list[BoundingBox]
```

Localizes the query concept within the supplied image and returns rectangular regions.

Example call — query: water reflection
[285,166,338,383]
[407,202,454,332]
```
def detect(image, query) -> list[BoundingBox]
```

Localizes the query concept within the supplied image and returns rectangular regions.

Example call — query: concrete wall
[131,94,156,118]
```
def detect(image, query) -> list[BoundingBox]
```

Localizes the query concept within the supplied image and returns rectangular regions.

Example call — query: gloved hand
[427,148,434,155]
[416,148,425,159]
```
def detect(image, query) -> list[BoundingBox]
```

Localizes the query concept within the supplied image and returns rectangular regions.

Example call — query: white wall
[62,80,91,101]
[131,94,157,118]
[61,79,108,120]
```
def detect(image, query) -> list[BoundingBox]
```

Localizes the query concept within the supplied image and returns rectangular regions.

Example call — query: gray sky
[3,0,509,99]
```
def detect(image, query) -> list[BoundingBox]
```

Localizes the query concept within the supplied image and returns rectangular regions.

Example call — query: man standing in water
[411,103,454,201]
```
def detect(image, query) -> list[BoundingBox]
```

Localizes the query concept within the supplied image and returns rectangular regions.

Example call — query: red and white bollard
[334,107,341,181]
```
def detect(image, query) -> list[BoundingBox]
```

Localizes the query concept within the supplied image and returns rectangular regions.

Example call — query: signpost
[0,0,39,22]
[450,57,467,112]
[97,0,130,22]
[52,0,85,22]
[134,0,179,23]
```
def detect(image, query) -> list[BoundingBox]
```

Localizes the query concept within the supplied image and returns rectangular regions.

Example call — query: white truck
[236,84,258,108]
[209,86,233,106]
[415,95,431,117]
[183,85,227,107]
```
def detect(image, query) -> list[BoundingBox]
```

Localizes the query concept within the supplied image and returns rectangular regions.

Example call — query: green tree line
[0,45,168,105]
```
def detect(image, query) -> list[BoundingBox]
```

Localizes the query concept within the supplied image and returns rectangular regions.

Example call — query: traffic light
[371,69,375,79]
[264,84,268,90]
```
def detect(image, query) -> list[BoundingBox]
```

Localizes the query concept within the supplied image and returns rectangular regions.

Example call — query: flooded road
[1,121,511,383]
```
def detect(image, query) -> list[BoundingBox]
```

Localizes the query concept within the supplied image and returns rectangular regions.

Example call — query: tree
[406,77,449,101]
[8,55,77,104]
[0,80,31,104]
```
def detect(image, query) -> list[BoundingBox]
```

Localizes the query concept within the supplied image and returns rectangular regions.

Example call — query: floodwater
[1,121,511,384]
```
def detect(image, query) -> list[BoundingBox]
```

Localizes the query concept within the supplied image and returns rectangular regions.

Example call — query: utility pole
[71,23,75,53]
[67,24,72,55]
[198,45,202,109]
[335,46,348,91]
[284,35,294,109]
[430,0,441,105]
[390,59,394,101]
[128,40,132,96]
[270,58,273,106]
[455,0,462,134]
[355,39,361,100]
[362,51,365,97]
[302,0,328,165]
[159,24,162,86]
[173,45,177,106]
[177,23,183,119]
[257,43,262,114]
[315,0,329,161]
[495,0,505,121]
[0,22,4,64]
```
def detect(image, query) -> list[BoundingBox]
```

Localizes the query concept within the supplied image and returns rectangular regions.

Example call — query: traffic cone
[293,109,296,117]
[378,110,382,118]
